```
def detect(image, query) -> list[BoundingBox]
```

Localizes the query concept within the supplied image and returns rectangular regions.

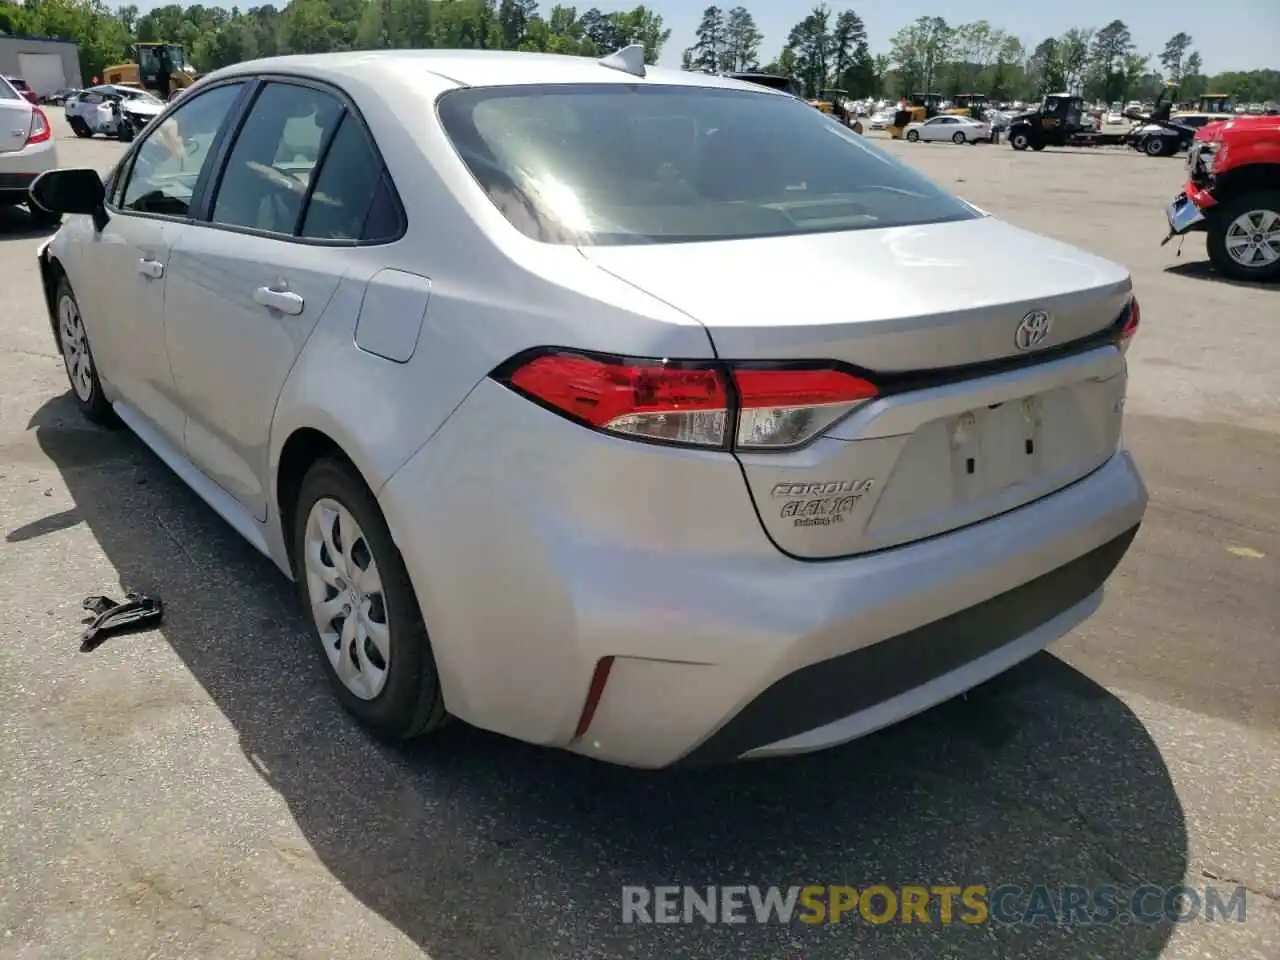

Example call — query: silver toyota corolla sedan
[30,48,1147,768]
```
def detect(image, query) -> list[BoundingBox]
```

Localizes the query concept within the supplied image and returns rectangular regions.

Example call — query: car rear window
[9,77,31,91]
[437,84,979,246]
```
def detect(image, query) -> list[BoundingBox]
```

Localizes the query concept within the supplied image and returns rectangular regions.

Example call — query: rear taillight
[1116,297,1140,353]
[500,350,878,451]
[26,107,51,145]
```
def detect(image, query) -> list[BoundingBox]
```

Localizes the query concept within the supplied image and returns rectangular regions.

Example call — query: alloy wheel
[303,497,391,700]
[1224,209,1280,269]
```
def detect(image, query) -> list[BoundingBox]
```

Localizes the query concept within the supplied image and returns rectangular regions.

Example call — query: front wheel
[906,130,920,142]
[952,131,966,144]
[1010,130,1031,151]
[54,278,113,424]
[1145,136,1169,157]
[1206,191,1280,282]
[292,457,448,740]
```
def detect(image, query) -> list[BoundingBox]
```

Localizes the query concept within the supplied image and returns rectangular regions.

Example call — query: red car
[3,76,39,105]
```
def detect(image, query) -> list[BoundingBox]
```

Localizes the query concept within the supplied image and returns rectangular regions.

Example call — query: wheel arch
[1211,165,1280,206]
[274,425,369,571]
[38,250,66,344]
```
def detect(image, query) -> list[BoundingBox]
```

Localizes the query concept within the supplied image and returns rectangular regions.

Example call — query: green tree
[723,6,760,72]
[1160,32,1193,82]
[1087,19,1133,102]
[683,6,726,73]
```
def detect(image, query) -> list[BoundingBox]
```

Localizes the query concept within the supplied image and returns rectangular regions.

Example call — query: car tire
[53,277,114,425]
[1145,136,1168,157]
[952,131,966,144]
[1010,131,1030,150]
[906,130,919,142]
[1205,191,1280,283]
[69,117,93,138]
[291,457,448,741]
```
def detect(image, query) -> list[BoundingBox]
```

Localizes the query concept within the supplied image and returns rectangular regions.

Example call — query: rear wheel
[69,116,92,138]
[906,129,919,142]
[291,457,448,740]
[1144,136,1169,157]
[1010,130,1031,151]
[952,131,966,144]
[1206,191,1280,282]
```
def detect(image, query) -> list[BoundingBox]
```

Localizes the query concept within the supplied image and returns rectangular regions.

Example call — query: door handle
[253,286,304,316]
[137,257,165,279]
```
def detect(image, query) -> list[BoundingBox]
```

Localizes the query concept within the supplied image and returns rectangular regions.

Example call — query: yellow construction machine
[888,92,942,139]
[944,93,988,120]
[103,43,196,98]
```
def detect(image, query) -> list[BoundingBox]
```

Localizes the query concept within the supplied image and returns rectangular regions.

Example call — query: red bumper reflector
[574,656,615,739]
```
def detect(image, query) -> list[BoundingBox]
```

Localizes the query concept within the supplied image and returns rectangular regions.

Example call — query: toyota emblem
[1014,311,1052,351]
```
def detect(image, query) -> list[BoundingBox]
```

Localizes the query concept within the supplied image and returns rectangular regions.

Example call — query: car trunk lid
[582,216,1133,559]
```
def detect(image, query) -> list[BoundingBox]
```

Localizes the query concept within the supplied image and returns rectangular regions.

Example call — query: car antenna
[599,44,647,79]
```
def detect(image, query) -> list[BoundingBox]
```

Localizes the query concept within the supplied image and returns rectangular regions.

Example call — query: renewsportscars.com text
[621,884,1249,926]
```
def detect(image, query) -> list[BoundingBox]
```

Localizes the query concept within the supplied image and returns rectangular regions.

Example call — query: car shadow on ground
[1164,259,1279,289]
[21,391,1188,960]
[0,203,58,241]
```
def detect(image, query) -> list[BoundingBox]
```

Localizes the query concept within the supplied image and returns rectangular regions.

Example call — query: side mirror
[30,168,109,231]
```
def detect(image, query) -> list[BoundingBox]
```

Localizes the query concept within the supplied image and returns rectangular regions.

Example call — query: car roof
[206,49,792,96]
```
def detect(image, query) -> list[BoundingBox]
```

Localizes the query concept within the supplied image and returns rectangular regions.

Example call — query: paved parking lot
[1,113,1277,960]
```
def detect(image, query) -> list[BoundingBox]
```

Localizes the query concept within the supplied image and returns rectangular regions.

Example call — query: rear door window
[438,84,978,246]
[210,81,344,236]
[300,113,403,242]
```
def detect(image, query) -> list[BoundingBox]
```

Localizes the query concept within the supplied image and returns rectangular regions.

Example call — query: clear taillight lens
[732,368,878,449]
[498,352,879,451]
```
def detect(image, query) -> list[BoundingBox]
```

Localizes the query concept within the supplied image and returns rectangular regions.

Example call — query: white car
[0,74,59,225]
[64,84,165,140]
[868,110,895,130]
[904,115,991,144]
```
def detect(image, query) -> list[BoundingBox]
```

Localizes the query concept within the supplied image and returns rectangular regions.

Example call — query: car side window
[300,113,402,242]
[210,82,344,236]
[119,83,245,218]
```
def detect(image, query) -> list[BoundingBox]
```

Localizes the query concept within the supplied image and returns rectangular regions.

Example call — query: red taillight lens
[501,351,878,451]
[1117,297,1140,353]
[26,107,51,145]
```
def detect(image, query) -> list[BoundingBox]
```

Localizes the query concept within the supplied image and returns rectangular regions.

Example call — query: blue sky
[128,0,1277,74]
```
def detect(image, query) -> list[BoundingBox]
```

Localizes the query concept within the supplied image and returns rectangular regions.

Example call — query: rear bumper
[0,139,57,202]
[381,378,1148,768]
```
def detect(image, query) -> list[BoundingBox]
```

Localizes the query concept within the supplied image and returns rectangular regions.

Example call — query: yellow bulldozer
[103,43,197,98]
[888,92,943,139]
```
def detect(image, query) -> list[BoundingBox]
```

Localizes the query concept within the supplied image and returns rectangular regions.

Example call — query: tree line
[0,0,672,80]
[688,5,1279,105]
[1,0,1276,106]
